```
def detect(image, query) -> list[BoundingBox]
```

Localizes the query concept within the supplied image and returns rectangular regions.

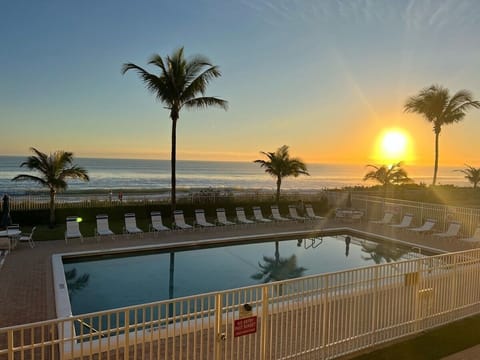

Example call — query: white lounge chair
[173,210,193,230]
[149,211,170,232]
[408,218,436,234]
[433,222,461,239]
[95,214,115,240]
[235,207,254,224]
[460,227,480,244]
[194,209,215,228]
[216,208,235,226]
[253,206,272,223]
[271,205,290,221]
[288,205,306,221]
[305,204,323,220]
[370,212,394,225]
[65,216,83,243]
[390,214,414,229]
[123,213,143,234]
[18,226,36,248]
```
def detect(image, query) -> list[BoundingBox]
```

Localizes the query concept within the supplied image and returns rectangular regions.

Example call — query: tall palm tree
[363,162,412,188]
[254,145,309,203]
[12,148,89,227]
[404,85,480,186]
[455,164,480,189]
[122,47,228,212]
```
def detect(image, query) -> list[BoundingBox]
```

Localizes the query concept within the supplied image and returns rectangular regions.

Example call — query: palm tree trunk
[171,117,178,214]
[276,177,282,203]
[49,189,56,228]
[432,131,440,186]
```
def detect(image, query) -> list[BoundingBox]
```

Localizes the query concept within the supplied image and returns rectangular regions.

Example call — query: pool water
[63,235,423,315]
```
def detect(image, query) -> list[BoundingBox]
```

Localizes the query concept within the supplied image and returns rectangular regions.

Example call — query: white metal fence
[2,248,480,359]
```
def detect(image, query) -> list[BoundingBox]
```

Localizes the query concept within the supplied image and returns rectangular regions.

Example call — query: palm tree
[363,162,412,188]
[455,164,480,189]
[404,85,480,186]
[12,148,89,227]
[122,47,228,212]
[65,268,90,298]
[254,145,309,203]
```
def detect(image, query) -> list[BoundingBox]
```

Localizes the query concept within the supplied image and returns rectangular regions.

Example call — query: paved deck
[0,219,478,359]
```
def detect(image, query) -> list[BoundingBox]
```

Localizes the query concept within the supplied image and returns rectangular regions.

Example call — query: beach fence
[2,248,480,359]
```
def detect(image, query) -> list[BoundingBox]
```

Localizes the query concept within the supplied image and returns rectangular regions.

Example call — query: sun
[375,129,411,163]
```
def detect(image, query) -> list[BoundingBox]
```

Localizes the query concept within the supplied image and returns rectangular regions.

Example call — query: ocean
[0,156,468,195]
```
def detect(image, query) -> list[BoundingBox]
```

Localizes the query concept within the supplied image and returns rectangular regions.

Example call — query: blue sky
[1,0,480,165]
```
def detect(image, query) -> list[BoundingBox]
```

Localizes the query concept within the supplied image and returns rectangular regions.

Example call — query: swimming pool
[62,233,425,316]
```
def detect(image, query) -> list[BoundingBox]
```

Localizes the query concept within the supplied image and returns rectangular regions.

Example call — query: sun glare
[375,129,411,163]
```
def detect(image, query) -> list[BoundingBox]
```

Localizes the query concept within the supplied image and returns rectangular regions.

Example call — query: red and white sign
[234,316,257,337]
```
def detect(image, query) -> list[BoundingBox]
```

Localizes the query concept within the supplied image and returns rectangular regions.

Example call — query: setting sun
[374,129,412,163]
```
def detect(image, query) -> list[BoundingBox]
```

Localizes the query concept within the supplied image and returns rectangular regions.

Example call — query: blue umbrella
[0,194,12,228]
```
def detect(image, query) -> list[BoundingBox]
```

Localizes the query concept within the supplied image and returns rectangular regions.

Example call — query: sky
[1,0,480,167]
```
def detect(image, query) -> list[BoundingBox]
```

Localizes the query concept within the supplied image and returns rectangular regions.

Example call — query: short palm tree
[122,47,228,212]
[404,85,480,186]
[254,145,309,203]
[363,162,412,188]
[12,148,89,227]
[455,164,480,189]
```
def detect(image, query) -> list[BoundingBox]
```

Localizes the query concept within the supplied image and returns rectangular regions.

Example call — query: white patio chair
[235,207,254,224]
[305,204,323,220]
[288,205,306,221]
[270,205,290,221]
[433,222,461,239]
[18,226,36,248]
[389,214,414,229]
[95,214,115,240]
[65,216,83,243]
[194,209,215,228]
[6,224,20,249]
[253,206,272,223]
[216,208,235,226]
[408,218,436,234]
[173,210,193,230]
[123,213,143,234]
[369,212,394,225]
[149,211,170,232]
[460,227,480,244]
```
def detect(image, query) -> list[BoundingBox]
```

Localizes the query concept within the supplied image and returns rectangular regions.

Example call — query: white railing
[2,248,480,359]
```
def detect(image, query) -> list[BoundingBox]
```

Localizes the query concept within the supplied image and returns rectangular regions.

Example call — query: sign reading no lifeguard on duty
[234,316,257,337]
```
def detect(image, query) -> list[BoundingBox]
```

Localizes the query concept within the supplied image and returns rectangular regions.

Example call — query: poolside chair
[389,214,414,229]
[216,208,236,226]
[194,209,215,228]
[149,211,170,232]
[18,226,36,248]
[95,214,115,240]
[460,227,480,244]
[433,222,461,239]
[235,207,254,224]
[408,218,436,234]
[271,205,290,221]
[253,206,272,223]
[288,205,306,221]
[123,213,143,234]
[305,204,324,220]
[65,216,83,244]
[173,210,193,230]
[6,224,20,249]
[369,212,394,225]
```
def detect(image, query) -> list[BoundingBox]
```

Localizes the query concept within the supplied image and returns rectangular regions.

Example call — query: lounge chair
[288,205,306,221]
[460,227,480,244]
[253,206,272,223]
[305,204,323,220]
[123,213,143,234]
[95,214,115,240]
[433,222,461,239]
[149,211,170,232]
[370,212,394,225]
[235,207,254,224]
[173,210,193,230]
[18,226,36,248]
[216,208,236,226]
[194,209,215,228]
[408,218,436,234]
[65,216,83,243]
[271,205,290,221]
[389,214,414,229]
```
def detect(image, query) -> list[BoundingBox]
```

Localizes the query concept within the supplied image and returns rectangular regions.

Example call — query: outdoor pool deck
[1,218,479,359]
